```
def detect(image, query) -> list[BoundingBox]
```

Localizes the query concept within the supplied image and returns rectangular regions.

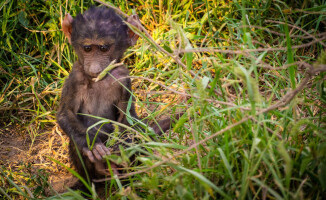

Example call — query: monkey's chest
[79,82,120,119]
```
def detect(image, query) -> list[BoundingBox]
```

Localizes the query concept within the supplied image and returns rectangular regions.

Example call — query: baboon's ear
[126,14,141,46]
[62,13,73,43]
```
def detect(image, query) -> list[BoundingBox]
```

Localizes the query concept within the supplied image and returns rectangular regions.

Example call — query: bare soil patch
[0,124,77,195]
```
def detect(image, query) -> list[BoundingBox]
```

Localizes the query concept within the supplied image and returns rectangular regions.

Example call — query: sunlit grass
[0,0,325,199]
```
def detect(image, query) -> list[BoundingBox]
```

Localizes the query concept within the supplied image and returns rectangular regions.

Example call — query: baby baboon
[57,7,178,180]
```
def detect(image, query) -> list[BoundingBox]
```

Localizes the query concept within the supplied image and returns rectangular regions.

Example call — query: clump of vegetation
[0,0,325,199]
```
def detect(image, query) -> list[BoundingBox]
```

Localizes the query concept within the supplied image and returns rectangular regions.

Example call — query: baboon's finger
[95,143,107,157]
[92,148,102,161]
[83,147,95,163]
[103,146,111,156]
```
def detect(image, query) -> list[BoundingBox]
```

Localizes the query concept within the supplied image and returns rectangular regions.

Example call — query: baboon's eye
[83,45,92,52]
[99,45,109,52]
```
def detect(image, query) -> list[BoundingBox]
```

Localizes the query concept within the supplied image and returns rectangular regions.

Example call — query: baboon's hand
[84,143,111,161]
[82,143,119,176]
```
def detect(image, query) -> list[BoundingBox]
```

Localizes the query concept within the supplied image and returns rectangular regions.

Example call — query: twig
[240,25,326,40]
[265,20,326,47]
[21,185,34,198]
[175,35,326,55]
[127,76,251,110]
[244,52,312,70]
[292,9,326,15]
[251,118,282,140]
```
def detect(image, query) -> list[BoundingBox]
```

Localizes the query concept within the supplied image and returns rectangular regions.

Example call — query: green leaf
[284,21,296,89]
[18,11,29,27]
[105,154,123,165]
[93,60,123,82]
[173,112,188,132]
[201,76,210,89]
[218,148,235,182]
[176,166,231,199]
[126,94,134,125]
[48,157,92,193]
[299,157,311,176]
[119,145,130,164]
[278,142,293,188]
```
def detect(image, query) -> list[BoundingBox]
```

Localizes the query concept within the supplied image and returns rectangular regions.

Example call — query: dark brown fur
[57,7,179,181]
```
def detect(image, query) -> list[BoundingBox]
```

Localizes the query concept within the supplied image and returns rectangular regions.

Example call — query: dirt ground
[0,123,78,196]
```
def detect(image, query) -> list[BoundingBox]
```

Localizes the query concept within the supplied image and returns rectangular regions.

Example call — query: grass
[1,0,326,199]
